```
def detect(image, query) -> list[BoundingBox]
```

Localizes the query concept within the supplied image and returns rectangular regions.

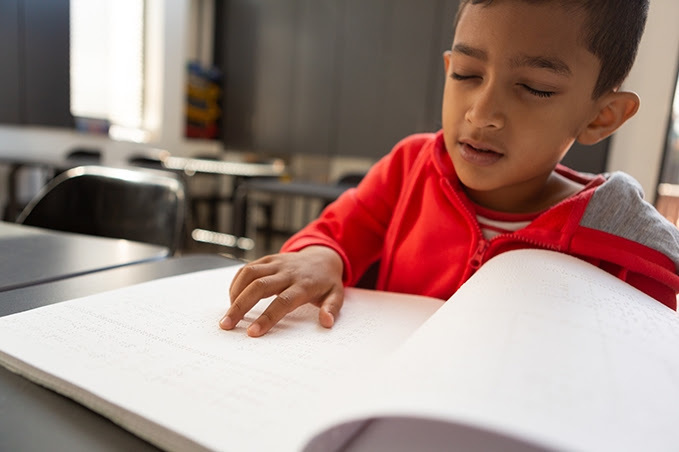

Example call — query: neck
[464,171,583,214]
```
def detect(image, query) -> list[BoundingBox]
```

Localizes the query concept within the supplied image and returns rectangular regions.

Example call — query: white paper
[302,250,679,452]
[0,265,441,451]
[3,250,678,452]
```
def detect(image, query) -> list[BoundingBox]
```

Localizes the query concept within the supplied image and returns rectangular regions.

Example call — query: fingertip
[319,308,335,329]
[219,315,234,330]
[247,323,263,337]
[320,290,343,329]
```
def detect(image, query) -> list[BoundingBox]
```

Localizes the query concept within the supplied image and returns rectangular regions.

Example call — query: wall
[606,0,679,200]
[217,0,458,160]
[0,0,71,127]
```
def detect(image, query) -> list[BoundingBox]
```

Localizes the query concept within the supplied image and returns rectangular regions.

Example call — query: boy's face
[442,0,603,212]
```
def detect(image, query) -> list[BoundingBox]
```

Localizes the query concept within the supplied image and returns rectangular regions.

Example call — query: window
[654,65,679,226]
[659,70,679,185]
[69,0,145,140]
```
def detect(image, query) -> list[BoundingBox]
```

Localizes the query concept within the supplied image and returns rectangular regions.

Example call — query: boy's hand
[219,246,345,337]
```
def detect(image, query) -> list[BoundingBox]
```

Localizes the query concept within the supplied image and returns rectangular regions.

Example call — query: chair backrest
[320,172,366,212]
[335,172,365,187]
[16,165,186,255]
[65,148,102,163]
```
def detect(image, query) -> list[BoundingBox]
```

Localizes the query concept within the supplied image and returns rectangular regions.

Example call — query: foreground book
[0,249,678,451]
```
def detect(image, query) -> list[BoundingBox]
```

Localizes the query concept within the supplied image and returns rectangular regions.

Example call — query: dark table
[0,253,239,452]
[0,222,169,292]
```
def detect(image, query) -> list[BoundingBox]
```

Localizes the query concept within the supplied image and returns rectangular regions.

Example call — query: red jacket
[282,132,679,309]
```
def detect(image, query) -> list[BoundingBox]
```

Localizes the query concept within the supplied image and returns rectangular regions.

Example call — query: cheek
[513,120,576,163]
[441,91,459,140]
[441,83,454,116]
[541,98,593,137]
[441,87,466,127]
[520,106,580,144]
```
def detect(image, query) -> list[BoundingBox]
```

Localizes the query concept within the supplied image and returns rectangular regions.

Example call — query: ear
[443,50,451,74]
[577,91,640,145]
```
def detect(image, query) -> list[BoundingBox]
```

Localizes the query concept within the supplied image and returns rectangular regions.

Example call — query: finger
[318,288,344,329]
[229,261,277,302]
[221,273,290,330]
[228,264,246,294]
[222,264,261,330]
[247,287,306,337]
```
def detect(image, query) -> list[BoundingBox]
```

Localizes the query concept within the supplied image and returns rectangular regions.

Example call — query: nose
[465,82,505,129]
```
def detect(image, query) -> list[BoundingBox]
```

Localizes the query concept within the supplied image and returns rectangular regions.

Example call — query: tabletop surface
[0,253,239,451]
[244,178,356,200]
[161,154,286,177]
[0,222,169,292]
[0,154,100,167]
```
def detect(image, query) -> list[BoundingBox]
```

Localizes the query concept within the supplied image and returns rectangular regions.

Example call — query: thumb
[318,288,344,329]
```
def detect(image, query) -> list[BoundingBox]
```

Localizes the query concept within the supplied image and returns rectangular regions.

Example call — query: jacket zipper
[470,231,561,272]
[448,181,492,271]
[469,238,489,270]
[444,177,560,271]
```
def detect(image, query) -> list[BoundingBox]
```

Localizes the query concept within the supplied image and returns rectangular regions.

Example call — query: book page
[0,265,442,452]
[302,249,679,452]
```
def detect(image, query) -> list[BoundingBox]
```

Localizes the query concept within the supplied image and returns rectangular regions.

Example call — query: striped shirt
[475,206,539,240]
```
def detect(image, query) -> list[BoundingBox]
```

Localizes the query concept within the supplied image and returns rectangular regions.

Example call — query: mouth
[458,140,504,166]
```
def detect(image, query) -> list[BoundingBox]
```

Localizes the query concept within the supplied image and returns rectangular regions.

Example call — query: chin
[457,176,499,194]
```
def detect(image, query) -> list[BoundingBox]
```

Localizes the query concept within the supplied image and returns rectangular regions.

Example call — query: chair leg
[4,165,22,221]
[262,202,274,254]
[232,184,248,239]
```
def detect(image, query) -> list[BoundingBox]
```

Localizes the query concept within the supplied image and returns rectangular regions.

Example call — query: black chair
[16,165,186,256]
[64,148,102,163]
[319,172,366,212]
[127,149,166,170]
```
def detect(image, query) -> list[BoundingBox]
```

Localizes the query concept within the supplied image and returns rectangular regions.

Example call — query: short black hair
[455,0,649,98]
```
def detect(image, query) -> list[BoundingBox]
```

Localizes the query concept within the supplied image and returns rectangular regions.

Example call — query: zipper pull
[470,239,489,269]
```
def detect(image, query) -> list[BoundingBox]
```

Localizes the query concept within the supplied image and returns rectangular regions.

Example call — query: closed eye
[452,72,555,98]
[451,72,478,81]
[520,84,555,98]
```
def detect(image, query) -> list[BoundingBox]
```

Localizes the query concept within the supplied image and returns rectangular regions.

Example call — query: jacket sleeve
[281,134,432,286]
[573,172,679,310]
[570,227,679,310]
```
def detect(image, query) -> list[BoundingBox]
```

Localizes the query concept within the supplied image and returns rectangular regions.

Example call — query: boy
[221,0,679,337]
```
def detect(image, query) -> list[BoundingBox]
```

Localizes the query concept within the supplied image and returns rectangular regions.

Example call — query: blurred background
[0,0,677,260]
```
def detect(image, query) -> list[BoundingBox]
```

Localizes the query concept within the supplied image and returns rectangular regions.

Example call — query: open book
[0,249,678,451]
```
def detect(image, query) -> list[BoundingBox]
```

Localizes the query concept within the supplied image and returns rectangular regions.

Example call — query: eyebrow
[510,54,572,77]
[452,43,572,77]
[452,43,488,61]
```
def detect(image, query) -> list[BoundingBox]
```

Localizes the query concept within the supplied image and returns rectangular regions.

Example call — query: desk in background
[0,253,238,452]
[233,178,359,255]
[0,222,168,292]
[0,150,288,255]
[159,154,286,253]
[160,154,285,179]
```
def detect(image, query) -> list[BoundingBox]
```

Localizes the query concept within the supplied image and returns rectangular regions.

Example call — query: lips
[458,140,504,166]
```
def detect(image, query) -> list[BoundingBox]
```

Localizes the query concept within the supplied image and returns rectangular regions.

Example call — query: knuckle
[252,276,271,291]
[259,254,276,264]
[229,299,244,315]
[239,264,259,279]
[276,292,295,308]
[260,311,276,324]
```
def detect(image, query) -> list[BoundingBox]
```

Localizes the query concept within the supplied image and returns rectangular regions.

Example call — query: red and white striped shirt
[475,205,537,240]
